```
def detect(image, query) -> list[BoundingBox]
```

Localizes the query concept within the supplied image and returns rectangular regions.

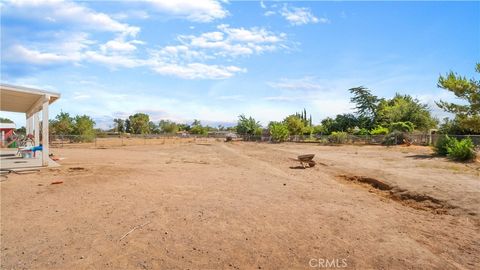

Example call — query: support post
[26,115,33,135]
[34,112,40,146]
[42,96,50,166]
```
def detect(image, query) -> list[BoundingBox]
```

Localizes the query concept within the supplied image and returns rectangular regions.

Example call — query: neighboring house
[0,122,16,148]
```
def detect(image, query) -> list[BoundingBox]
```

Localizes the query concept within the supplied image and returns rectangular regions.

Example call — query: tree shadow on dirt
[289,166,306,169]
[405,154,436,160]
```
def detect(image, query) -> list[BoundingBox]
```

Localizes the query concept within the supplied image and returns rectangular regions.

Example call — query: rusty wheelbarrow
[290,154,316,168]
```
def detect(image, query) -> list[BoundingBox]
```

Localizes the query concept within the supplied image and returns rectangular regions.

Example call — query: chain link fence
[242,134,480,146]
[49,134,224,148]
[49,133,480,148]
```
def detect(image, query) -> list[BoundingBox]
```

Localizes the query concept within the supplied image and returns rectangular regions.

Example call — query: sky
[1,0,479,129]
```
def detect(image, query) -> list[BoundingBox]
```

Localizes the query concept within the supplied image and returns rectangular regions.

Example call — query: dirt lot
[1,142,479,269]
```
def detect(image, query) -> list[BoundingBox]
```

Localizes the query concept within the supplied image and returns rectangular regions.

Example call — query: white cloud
[83,51,144,69]
[264,11,275,17]
[318,18,330,24]
[6,44,78,65]
[7,0,140,36]
[112,10,150,20]
[3,32,94,65]
[101,40,137,53]
[151,62,246,80]
[147,0,228,22]
[260,1,266,9]
[268,77,326,91]
[179,24,287,57]
[72,92,91,100]
[142,24,287,79]
[216,95,244,101]
[100,38,145,53]
[264,96,301,101]
[3,1,287,80]
[2,1,145,69]
[280,5,327,26]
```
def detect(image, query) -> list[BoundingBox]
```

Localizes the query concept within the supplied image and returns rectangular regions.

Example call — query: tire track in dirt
[216,143,293,181]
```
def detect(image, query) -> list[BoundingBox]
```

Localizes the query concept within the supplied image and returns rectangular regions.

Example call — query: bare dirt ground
[1,142,479,269]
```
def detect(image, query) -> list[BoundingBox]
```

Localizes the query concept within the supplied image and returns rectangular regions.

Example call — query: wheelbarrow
[290,154,316,168]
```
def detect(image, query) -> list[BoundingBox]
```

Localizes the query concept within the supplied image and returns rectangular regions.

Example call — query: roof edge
[0,83,61,98]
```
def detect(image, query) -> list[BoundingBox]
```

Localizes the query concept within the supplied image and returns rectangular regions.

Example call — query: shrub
[283,115,304,135]
[370,126,389,135]
[382,131,408,145]
[354,128,370,135]
[434,135,455,156]
[269,123,290,142]
[389,121,414,133]
[302,125,314,136]
[328,131,348,144]
[446,137,477,161]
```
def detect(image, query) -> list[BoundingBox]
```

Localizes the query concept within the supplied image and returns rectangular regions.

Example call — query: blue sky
[1,0,479,129]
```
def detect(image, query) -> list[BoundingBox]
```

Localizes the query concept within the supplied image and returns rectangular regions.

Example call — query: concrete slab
[1,149,59,170]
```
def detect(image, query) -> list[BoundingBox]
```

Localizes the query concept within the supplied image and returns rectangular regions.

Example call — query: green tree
[332,114,358,132]
[283,115,304,135]
[16,126,26,135]
[302,125,314,136]
[312,125,325,135]
[389,121,414,133]
[50,111,73,135]
[0,117,13,123]
[320,117,335,135]
[269,122,289,142]
[294,108,312,127]
[72,115,95,141]
[128,113,150,134]
[438,117,471,135]
[149,121,160,134]
[236,115,261,135]
[177,123,190,132]
[376,94,437,131]
[190,120,207,135]
[125,119,131,133]
[159,120,179,134]
[349,86,380,129]
[113,118,125,133]
[436,63,480,133]
[349,87,380,118]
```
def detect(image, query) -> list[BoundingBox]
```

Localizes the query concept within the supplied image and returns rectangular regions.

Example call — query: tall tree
[283,115,305,135]
[128,113,150,134]
[334,113,359,132]
[113,118,125,133]
[349,87,380,118]
[349,86,380,129]
[436,63,480,133]
[50,111,73,135]
[72,115,95,140]
[149,121,160,134]
[376,94,437,131]
[159,120,178,133]
[190,120,207,135]
[236,115,261,135]
[125,119,131,133]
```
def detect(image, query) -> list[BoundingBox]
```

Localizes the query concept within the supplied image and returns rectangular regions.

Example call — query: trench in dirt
[336,174,459,215]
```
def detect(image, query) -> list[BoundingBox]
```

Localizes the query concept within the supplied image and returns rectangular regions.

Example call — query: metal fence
[49,133,480,148]
[49,134,223,148]
[242,134,480,146]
